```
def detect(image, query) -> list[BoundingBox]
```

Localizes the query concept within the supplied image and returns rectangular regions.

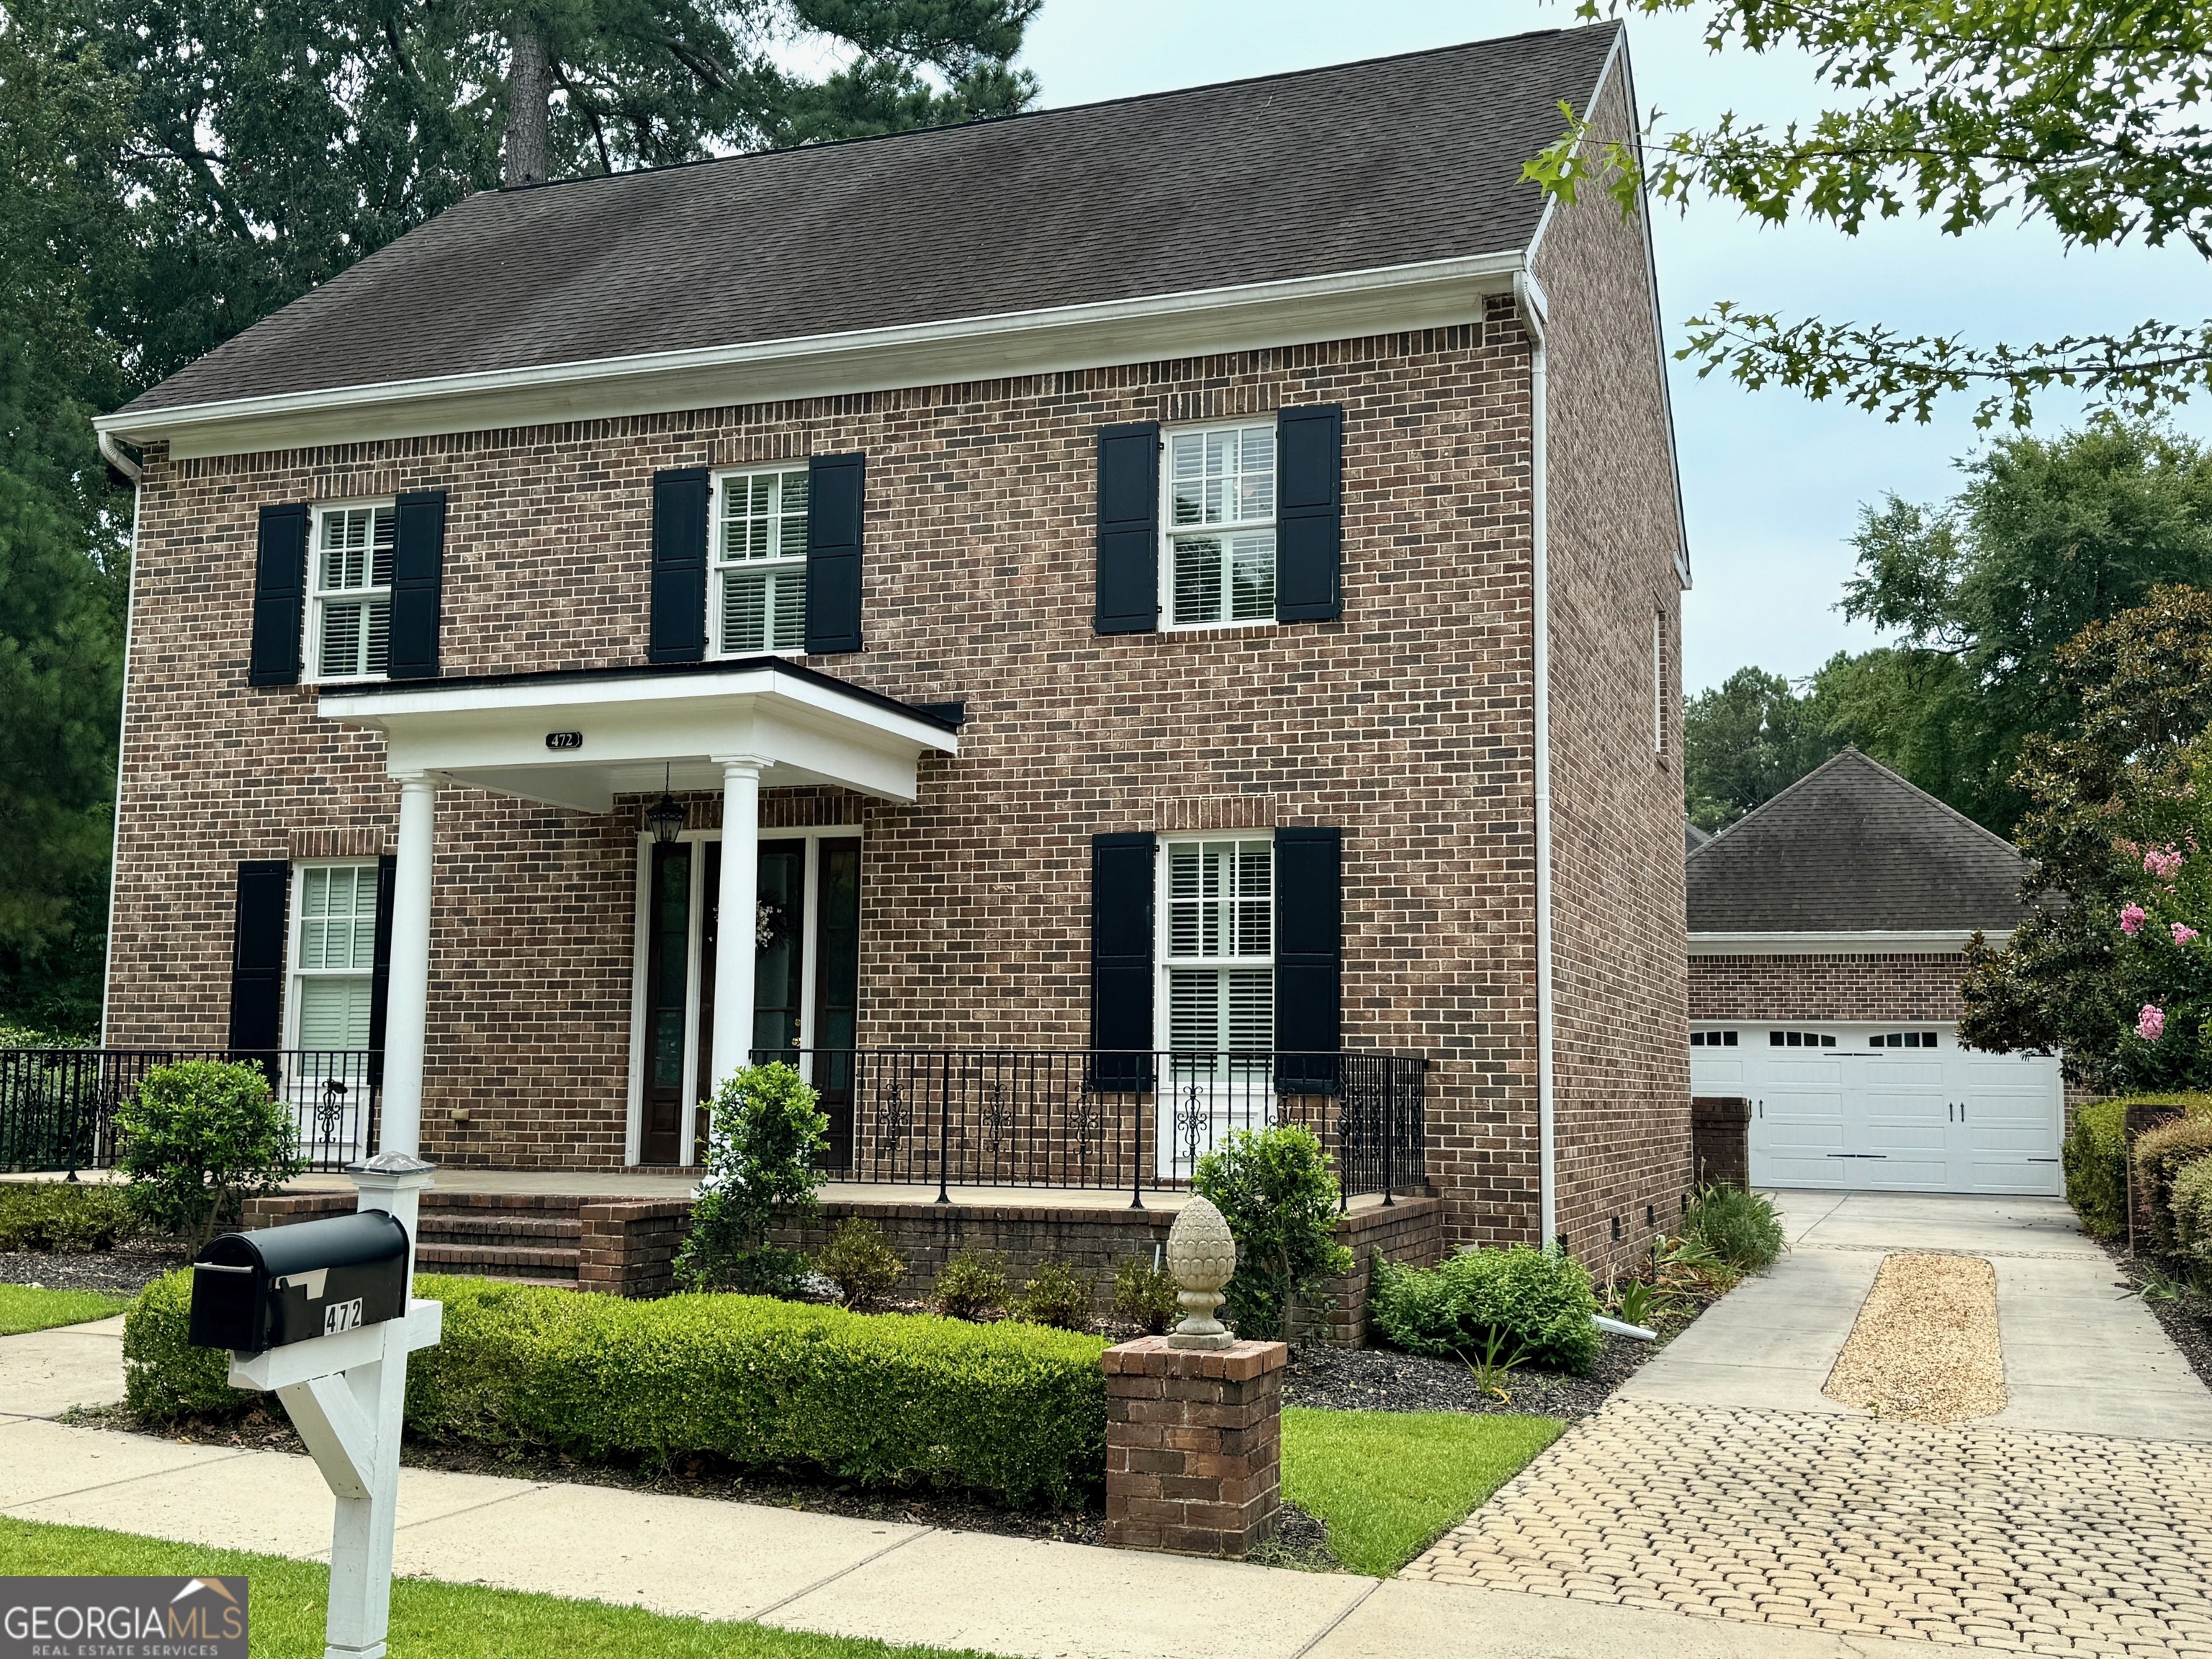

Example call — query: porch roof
[318,658,960,811]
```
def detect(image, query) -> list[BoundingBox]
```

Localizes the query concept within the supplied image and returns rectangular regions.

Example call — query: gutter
[1516,266,1557,1255]
[99,457,143,1045]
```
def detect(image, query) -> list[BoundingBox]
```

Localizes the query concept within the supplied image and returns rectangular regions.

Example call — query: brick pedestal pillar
[1102,1336,1287,1557]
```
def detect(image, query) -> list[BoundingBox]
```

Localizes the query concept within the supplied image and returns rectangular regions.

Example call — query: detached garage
[1686,750,2063,1197]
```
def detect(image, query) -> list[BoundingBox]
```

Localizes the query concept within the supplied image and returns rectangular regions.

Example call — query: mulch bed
[0,1248,184,1295]
[2106,1244,2212,1394]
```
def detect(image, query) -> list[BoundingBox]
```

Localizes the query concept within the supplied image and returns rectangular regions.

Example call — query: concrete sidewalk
[0,1313,1925,1659]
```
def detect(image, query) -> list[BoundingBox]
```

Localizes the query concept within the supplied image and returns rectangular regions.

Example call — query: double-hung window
[1165,423,1276,627]
[1162,837,1274,1060]
[714,468,809,655]
[310,503,395,680]
[290,864,379,1053]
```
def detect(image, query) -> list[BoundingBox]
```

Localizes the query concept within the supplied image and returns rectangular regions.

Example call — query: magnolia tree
[1962,588,2212,1089]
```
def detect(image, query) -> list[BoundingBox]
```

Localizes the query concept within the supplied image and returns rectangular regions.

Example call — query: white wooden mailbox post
[228,1153,438,1659]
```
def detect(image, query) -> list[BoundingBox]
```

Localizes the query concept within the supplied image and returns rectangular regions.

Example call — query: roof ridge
[493,23,1611,199]
[1694,745,1864,853]
[1696,745,2023,860]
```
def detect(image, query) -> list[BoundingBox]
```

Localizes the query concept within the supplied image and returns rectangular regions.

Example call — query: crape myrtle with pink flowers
[1963,588,2212,1091]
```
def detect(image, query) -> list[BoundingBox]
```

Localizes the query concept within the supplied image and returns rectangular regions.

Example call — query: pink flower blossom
[2176,923,2203,946]
[2138,1004,2167,1042]
[2121,904,2147,935]
[2144,845,2185,879]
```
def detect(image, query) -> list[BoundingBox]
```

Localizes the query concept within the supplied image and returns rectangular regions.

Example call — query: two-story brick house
[92,23,1689,1267]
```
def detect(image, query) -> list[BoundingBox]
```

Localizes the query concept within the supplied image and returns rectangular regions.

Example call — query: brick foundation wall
[1688,953,1971,1024]
[1534,63,1694,1274]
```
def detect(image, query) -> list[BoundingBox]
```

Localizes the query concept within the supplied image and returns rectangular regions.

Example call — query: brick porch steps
[415,1195,585,1284]
[415,1241,581,1280]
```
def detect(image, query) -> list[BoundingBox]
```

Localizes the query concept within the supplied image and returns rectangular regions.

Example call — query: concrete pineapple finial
[1165,1195,1237,1350]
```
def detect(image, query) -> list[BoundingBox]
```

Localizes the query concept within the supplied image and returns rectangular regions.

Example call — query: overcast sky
[1012,1,2212,694]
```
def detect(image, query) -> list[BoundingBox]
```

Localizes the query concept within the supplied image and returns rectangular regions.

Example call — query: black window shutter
[228,860,290,1057]
[806,452,866,655]
[249,504,310,685]
[1275,404,1344,622]
[367,853,397,1086]
[648,468,710,663]
[387,491,446,680]
[1095,422,1160,634]
[1274,826,1343,1092]
[1089,832,1156,1087]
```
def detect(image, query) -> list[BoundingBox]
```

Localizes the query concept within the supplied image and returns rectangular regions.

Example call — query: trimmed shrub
[1195,1125,1353,1344]
[816,1218,906,1310]
[1012,1261,1096,1331]
[2134,1116,2212,1254]
[1369,1246,1602,1375]
[2063,1095,2212,1239]
[0,1182,136,1252]
[929,1247,1010,1321]
[125,1271,1107,1506]
[2174,1157,2212,1261]
[675,1062,827,1297]
[1683,1184,1785,1272]
[117,1061,304,1251]
[1112,1257,1178,1336]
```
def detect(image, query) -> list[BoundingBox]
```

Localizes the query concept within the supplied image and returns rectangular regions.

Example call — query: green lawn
[1281,1407,1565,1577]
[0,1517,995,1659]
[0,1282,133,1336]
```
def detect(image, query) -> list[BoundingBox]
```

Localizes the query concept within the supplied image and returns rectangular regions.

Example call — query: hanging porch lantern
[647,763,685,845]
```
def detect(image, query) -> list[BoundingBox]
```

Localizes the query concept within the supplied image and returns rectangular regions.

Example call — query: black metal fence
[0,1049,379,1175]
[753,1048,1427,1208]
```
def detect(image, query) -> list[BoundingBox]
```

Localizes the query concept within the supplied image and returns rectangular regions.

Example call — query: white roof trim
[1689,929,2010,957]
[99,250,1529,459]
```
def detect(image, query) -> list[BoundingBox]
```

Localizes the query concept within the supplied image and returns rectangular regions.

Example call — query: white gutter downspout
[98,433,143,1046]
[1515,266,1557,1255]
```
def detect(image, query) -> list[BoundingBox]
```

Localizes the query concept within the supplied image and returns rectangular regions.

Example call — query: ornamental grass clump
[125,1271,1107,1507]
[1683,1184,1786,1272]
[116,1061,304,1251]
[1370,1246,1601,1375]
[673,1063,827,1298]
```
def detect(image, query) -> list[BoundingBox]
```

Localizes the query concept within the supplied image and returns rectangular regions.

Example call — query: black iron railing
[0,1049,379,1175]
[751,1048,1427,1209]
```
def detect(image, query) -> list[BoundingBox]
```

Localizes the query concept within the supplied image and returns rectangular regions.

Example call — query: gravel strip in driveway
[1410,1396,2212,1655]
[1823,1252,2006,1423]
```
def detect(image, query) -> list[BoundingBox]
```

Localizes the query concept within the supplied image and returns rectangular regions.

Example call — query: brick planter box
[1102,1336,1287,1557]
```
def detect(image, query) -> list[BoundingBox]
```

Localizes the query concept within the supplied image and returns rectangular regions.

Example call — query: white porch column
[380,772,437,1161]
[709,757,768,1102]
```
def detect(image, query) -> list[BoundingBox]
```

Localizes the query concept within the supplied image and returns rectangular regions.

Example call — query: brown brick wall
[1688,953,1970,1024]
[109,214,1684,1255]
[1533,59,1694,1273]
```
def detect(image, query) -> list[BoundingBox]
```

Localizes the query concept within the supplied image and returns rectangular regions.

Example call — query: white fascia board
[1689,929,2010,956]
[101,251,1528,460]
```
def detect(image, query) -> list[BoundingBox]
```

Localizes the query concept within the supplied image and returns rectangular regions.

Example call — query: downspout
[1515,266,1557,1254]
[98,431,143,1046]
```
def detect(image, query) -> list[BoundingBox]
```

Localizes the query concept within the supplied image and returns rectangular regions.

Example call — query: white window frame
[1653,610,1667,755]
[281,860,379,1164]
[709,466,811,659]
[282,860,381,1053]
[624,823,862,1167]
[305,498,397,684]
[1153,834,1276,1058]
[1159,420,1280,633]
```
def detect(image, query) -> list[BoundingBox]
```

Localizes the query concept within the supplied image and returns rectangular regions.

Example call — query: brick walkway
[1407,1398,2212,1657]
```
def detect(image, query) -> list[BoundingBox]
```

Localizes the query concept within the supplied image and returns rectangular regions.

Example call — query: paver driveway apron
[1411,1191,2212,1656]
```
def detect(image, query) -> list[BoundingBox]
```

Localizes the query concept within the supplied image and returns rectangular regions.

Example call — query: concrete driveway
[1411,1190,2212,1654]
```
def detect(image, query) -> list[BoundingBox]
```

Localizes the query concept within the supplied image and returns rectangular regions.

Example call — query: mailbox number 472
[324,1298,365,1336]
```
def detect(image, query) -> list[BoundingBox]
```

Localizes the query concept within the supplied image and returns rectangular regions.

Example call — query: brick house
[1686,748,2062,1195]
[92,23,1689,1270]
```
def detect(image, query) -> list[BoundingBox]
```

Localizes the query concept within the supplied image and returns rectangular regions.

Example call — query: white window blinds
[1163,838,1273,1054]
[293,865,377,1051]
[716,469,809,654]
[1167,424,1276,626]
[313,505,395,678]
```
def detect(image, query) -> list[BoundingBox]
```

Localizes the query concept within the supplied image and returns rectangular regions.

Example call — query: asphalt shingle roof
[1686,748,2028,934]
[125,24,1620,415]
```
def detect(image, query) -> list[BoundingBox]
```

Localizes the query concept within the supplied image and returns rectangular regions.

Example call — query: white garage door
[1688,1023,2063,1196]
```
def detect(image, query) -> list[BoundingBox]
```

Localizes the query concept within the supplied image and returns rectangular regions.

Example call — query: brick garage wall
[1688,953,1971,1025]
[1532,60,1694,1274]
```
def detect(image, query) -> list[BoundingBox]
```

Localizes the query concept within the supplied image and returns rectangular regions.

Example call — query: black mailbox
[188,1211,410,1354]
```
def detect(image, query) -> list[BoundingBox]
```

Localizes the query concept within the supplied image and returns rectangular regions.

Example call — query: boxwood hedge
[2063,1095,2212,1240]
[126,1272,1107,1507]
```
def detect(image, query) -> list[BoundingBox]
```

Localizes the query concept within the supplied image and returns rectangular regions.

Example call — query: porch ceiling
[318,659,959,811]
